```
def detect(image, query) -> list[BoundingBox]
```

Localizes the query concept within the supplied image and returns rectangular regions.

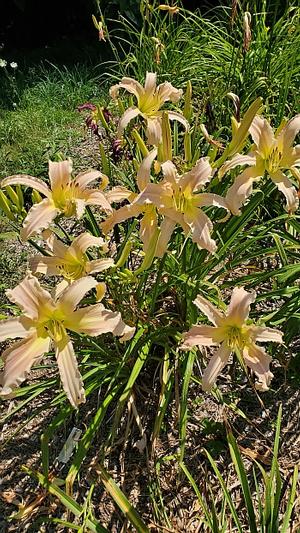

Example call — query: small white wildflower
[10,62,18,69]
[0,59,7,68]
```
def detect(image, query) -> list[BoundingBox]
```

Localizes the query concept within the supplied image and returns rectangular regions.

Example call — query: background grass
[0,63,106,177]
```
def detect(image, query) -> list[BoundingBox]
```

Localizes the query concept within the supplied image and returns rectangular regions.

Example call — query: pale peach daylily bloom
[110,72,188,146]
[181,287,283,391]
[0,275,134,407]
[102,149,160,255]
[1,159,113,240]
[220,114,300,215]
[136,157,229,255]
[30,231,114,282]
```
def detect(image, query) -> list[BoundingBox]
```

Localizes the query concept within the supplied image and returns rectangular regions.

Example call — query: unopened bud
[32,190,43,204]
[0,190,15,220]
[183,80,193,122]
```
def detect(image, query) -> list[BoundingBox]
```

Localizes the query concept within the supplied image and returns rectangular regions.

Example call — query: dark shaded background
[0,0,220,52]
[0,0,289,61]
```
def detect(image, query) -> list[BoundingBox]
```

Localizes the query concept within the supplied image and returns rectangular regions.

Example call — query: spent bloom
[220,114,300,214]
[136,157,229,255]
[181,287,283,392]
[0,275,134,407]
[30,231,114,283]
[110,72,188,145]
[158,4,179,15]
[1,159,112,240]
[0,59,7,68]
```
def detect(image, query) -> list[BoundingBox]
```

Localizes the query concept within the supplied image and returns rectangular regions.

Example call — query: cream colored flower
[110,72,188,145]
[30,231,114,282]
[1,160,112,240]
[0,275,134,407]
[220,114,300,214]
[136,158,228,255]
[181,287,283,391]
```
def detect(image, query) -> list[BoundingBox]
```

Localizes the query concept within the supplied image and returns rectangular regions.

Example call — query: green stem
[150,253,166,316]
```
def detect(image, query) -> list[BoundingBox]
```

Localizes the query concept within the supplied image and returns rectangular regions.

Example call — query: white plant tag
[56,427,82,464]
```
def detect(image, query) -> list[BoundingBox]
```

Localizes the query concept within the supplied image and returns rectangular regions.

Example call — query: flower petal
[110,78,144,100]
[180,157,213,192]
[71,233,107,255]
[226,286,256,325]
[42,230,68,256]
[137,183,168,208]
[0,317,32,342]
[55,336,85,407]
[30,256,61,276]
[193,294,224,326]
[58,276,98,312]
[7,275,53,319]
[86,258,114,274]
[271,170,299,213]
[85,190,112,213]
[181,325,222,349]
[219,153,256,178]
[146,117,162,146]
[64,304,122,336]
[276,114,300,152]
[157,82,182,103]
[20,198,58,241]
[1,175,51,197]
[106,186,134,203]
[168,110,189,132]
[113,320,135,342]
[202,343,231,391]
[137,149,158,191]
[75,170,102,188]
[161,160,178,185]
[156,217,176,257]
[74,199,86,219]
[144,72,157,96]
[118,107,141,137]
[250,116,275,158]
[250,326,283,344]
[243,343,273,391]
[101,203,142,234]
[0,333,50,397]
[49,160,72,193]
[184,206,217,253]
[225,166,259,216]
[194,192,229,210]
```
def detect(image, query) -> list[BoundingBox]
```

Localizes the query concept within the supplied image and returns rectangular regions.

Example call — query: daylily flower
[136,157,229,255]
[30,231,114,283]
[1,159,112,240]
[110,72,189,145]
[0,275,134,407]
[181,287,283,391]
[220,114,300,214]
[102,149,160,255]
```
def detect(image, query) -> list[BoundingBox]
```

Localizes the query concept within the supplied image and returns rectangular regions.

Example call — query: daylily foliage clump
[0,71,299,408]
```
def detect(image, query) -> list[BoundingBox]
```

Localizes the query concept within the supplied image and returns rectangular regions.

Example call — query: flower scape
[0,71,299,410]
